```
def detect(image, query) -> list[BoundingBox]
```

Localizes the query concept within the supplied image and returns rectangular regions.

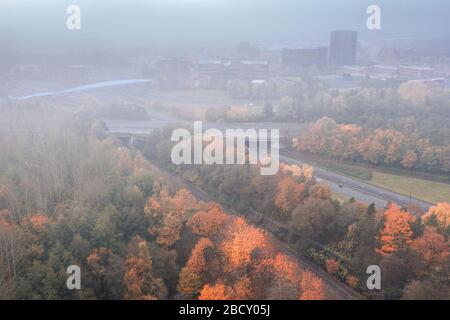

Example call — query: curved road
[8,79,152,100]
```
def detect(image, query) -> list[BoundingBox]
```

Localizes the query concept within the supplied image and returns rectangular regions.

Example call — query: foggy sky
[1,0,449,52]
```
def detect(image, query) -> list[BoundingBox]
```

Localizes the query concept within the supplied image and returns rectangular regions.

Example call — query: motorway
[105,119,434,212]
[280,154,433,212]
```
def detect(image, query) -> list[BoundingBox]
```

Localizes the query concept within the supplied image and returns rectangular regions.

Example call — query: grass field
[370,171,450,204]
[325,161,450,204]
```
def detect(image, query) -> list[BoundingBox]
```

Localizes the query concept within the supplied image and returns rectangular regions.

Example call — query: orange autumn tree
[123,236,166,300]
[272,253,301,283]
[198,277,253,300]
[268,253,302,299]
[87,247,112,277]
[199,282,234,300]
[274,176,305,214]
[412,227,450,272]
[177,238,214,299]
[145,188,198,246]
[185,238,214,273]
[422,202,450,236]
[186,204,230,237]
[325,259,340,274]
[378,205,416,255]
[220,217,272,271]
[299,271,326,300]
[28,213,52,233]
[346,276,359,288]
[171,188,198,214]
[280,163,314,181]
[309,184,332,200]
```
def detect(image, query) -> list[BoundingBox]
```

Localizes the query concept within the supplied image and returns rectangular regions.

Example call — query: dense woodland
[147,129,450,299]
[0,125,333,300]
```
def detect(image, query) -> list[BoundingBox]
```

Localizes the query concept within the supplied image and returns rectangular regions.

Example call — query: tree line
[294,117,450,174]
[205,80,450,148]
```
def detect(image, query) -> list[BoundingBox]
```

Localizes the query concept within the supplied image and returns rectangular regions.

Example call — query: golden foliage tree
[325,259,340,274]
[220,218,271,271]
[274,176,305,214]
[145,188,198,246]
[299,271,326,300]
[199,282,234,300]
[28,213,52,233]
[378,205,416,255]
[123,236,167,300]
[422,202,450,235]
[177,238,215,299]
[187,204,230,237]
[412,227,450,272]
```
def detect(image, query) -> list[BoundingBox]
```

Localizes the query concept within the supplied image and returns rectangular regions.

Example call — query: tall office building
[329,30,358,66]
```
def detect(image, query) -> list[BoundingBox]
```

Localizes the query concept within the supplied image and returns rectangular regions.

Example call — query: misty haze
[0,0,449,306]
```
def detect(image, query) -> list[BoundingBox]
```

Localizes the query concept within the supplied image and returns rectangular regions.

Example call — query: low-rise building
[282,47,328,68]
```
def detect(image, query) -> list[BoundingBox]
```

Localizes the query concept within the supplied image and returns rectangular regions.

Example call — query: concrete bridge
[103,119,305,137]
[103,119,305,150]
